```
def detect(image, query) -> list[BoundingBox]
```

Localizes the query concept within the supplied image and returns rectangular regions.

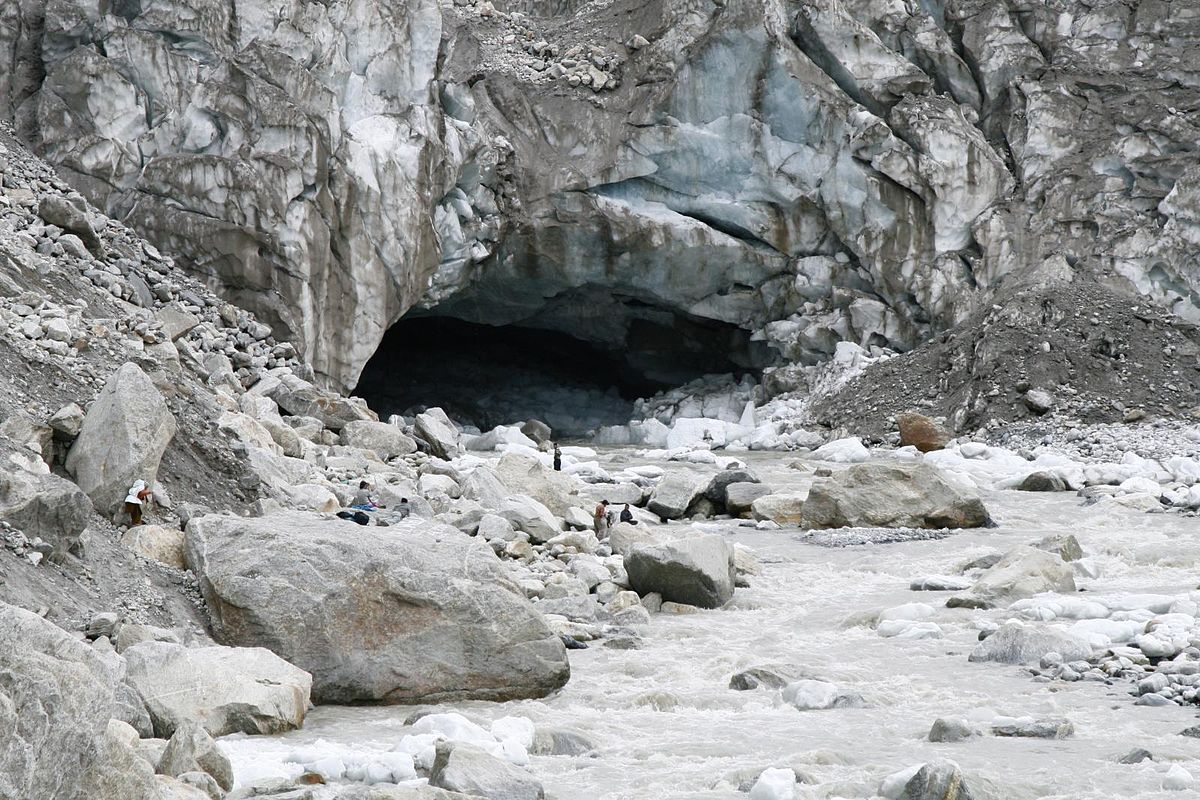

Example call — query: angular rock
[0,468,92,556]
[340,420,417,459]
[967,622,1091,665]
[750,492,806,525]
[121,524,187,569]
[1034,533,1083,562]
[703,468,760,505]
[963,546,1076,606]
[415,409,462,459]
[157,721,234,791]
[724,482,772,515]
[37,194,104,256]
[48,402,85,440]
[990,718,1073,739]
[499,495,562,544]
[494,452,576,516]
[123,641,311,737]
[897,412,952,452]
[429,742,544,800]
[0,601,161,799]
[154,306,202,342]
[800,462,990,530]
[520,419,552,445]
[270,381,376,431]
[65,363,177,513]
[185,512,569,703]
[646,471,706,520]
[625,533,735,609]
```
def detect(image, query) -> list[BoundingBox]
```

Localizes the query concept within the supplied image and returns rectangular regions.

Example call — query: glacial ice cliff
[3,0,1200,391]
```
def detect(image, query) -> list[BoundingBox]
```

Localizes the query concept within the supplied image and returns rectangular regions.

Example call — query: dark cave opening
[353,313,770,436]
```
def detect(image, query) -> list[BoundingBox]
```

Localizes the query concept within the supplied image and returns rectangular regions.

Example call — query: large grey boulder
[750,492,806,525]
[339,420,417,459]
[65,363,177,513]
[0,602,161,800]
[429,742,545,800]
[498,495,562,544]
[415,409,463,459]
[962,546,1076,607]
[494,452,577,516]
[800,462,990,529]
[646,471,706,520]
[123,641,311,738]
[268,378,376,431]
[185,511,569,703]
[625,533,736,609]
[0,468,92,556]
[968,622,1092,665]
[156,721,234,791]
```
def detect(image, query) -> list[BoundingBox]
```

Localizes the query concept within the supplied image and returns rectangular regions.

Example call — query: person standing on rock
[594,500,610,538]
[553,443,562,472]
[123,480,152,526]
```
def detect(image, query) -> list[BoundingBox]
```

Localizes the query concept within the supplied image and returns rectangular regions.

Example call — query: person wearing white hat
[123,480,152,526]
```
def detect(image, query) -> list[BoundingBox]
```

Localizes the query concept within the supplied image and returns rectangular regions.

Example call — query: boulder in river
[646,470,706,520]
[429,742,545,800]
[960,546,1076,607]
[185,511,570,703]
[123,641,311,737]
[65,362,177,513]
[1017,471,1068,492]
[495,451,577,516]
[899,760,975,800]
[751,492,807,525]
[800,462,990,529]
[625,533,736,609]
[968,621,1091,665]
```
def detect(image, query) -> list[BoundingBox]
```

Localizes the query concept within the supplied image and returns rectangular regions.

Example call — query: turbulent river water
[222,451,1200,799]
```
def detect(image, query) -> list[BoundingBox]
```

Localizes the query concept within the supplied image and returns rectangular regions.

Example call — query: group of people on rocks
[592,499,634,537]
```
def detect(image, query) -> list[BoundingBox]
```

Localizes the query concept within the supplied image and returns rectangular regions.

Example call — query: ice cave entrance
[354,314,767,437]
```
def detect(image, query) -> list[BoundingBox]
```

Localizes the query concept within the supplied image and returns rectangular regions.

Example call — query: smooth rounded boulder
[65,362,177,513]
[800,461,990,530]
[185,511,570,704]
[625,533,736,609]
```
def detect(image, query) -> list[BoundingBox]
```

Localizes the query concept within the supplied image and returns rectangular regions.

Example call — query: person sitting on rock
[123,480,152,526]
[553,443,562,472]
[594,500,610,538]
[396,497,411,519]
[350,481,378,511]
[619,503,635,525]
